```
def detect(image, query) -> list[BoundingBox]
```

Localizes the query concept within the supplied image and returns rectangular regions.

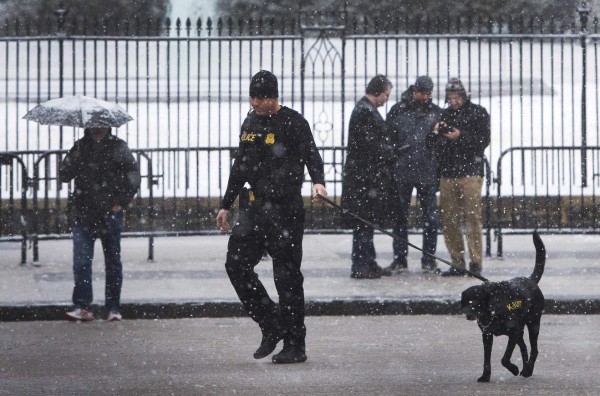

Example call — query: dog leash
[316,193,489,282]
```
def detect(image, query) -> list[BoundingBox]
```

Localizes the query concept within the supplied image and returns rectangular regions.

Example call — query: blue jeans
[72,211,123,312]
[392,182,439,268]
[351,223,377,271]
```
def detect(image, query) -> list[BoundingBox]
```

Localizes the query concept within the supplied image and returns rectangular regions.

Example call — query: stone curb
[1,298,599,321]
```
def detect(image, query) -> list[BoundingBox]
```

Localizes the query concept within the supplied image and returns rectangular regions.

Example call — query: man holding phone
[427,78,490,277]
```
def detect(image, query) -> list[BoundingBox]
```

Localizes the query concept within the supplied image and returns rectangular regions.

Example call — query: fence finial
[54,4,68,36]
[578,1,591,32]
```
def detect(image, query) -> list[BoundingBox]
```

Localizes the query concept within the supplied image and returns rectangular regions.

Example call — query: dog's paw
[477,372,491,382]
[501,359,519,376]
[520,363,534,378]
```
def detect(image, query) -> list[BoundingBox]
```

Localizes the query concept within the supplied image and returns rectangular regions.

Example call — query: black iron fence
[1,146,492,264]
[2,8,600,262]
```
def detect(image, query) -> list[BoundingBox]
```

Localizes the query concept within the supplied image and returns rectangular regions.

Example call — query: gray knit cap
[414,76,433,92]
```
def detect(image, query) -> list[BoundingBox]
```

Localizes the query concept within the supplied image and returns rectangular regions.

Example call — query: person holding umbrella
[60,126,140,321]
[25,95,140,321]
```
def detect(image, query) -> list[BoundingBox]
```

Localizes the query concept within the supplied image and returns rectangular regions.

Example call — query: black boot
[254,328,283,359]
[384,260,408,275]
[469,262,482,276]
[421,258,440,274]
[272,344,307,364]
[441,266,466,277]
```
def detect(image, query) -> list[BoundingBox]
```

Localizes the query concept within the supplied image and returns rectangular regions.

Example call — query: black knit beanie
[414,76,434,93]
[249,70,279,98]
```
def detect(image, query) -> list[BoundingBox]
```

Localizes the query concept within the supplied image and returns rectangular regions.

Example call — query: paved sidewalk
[1,233,600,320]
[1,315,599,395]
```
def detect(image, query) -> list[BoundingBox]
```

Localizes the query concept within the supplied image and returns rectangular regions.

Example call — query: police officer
[216,70,328,364]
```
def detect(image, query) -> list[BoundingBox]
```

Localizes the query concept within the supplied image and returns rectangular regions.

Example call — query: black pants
[225,197,306,347]
[351,223,376,271]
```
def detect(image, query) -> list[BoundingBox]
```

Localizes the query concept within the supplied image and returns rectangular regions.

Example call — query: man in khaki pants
[426,78,490,276]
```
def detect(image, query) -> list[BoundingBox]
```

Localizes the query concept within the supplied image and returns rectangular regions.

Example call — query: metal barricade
[30,149,156,264]
[0,153,29,264]
[494,146,600,256]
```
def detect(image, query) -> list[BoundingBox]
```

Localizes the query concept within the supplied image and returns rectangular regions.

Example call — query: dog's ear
[461,285,487,307]
[481,282,495,296]
[460,289,469,307]
[461,286,478,304]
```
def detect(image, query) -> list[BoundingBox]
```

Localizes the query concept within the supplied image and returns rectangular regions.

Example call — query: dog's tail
[530,231,546,284]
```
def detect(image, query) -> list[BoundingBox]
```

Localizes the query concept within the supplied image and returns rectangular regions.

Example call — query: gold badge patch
[265,133,275,145]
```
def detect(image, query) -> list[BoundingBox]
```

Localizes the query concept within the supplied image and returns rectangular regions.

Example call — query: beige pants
[439,176,484,268]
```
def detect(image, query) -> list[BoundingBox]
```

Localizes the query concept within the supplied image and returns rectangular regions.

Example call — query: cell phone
[439,123,453,134]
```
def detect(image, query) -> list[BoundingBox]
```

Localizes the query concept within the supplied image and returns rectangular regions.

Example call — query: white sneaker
[66,308,95,322]
[107,310,122,322]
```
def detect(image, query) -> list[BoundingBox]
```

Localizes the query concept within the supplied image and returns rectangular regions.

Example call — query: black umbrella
[23,95,133,128]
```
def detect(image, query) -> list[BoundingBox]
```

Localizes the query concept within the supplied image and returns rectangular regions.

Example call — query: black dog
[460,231,546,382]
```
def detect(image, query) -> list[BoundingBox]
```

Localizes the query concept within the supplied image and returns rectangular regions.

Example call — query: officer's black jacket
[221,106,325,210]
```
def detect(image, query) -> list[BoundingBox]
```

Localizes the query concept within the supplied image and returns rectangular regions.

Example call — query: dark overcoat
[341,96,399,228]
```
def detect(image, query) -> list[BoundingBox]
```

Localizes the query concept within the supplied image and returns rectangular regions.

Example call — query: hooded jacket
[386,86,441,184]
[426,99,490,178]
[59,129,141,226]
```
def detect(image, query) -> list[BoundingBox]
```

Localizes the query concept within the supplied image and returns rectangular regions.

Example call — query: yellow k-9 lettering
[506,300,523,311]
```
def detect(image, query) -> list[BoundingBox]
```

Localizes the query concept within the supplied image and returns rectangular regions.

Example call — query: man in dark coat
[385,76,441,275]
[426,78,490,277]
[341,75,397,279]
[216,70,328,364]
[60,127,141,322]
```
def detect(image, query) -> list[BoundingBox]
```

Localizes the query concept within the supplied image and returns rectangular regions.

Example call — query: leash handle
[316,193,489,283]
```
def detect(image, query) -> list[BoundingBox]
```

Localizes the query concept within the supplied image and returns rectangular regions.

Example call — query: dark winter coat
[341,96,399,228]
[59,129,141,227]
[386,86,441,185]
[220,106,325,209]
[426,99,490,178]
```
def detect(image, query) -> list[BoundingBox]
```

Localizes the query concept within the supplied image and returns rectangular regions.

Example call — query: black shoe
[441,267,467,277]
[421,258,439,274]
[469,262,482,276]
[384,261,408,275]
[272,345,307,364]
[254,330,283,359]
[351,267,382,279]
[374,263,392,277]
[422,266,441,275]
